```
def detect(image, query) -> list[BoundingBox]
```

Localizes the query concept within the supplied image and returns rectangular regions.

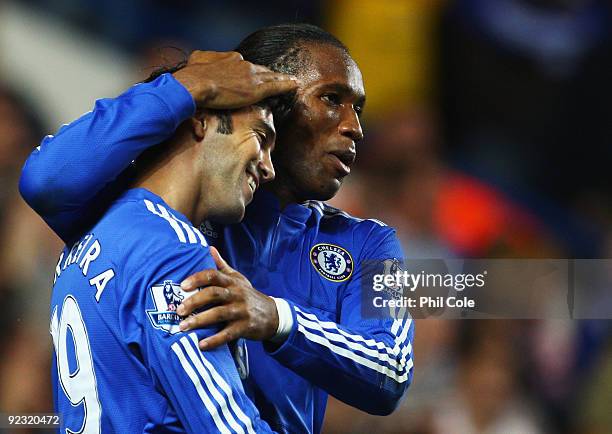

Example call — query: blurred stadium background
[0,0,610,433]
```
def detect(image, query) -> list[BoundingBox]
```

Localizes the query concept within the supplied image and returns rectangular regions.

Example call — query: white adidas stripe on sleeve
[171,341,232,434]
[296,323,412,383]
[187,334,256,434]
[144,200,208,246]
[295,307,412,367]
[178,336,248,434]
[293,307,413,383]
[145,200,187,243]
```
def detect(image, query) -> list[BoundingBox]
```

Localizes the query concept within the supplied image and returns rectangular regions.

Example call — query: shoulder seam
[143,199,208,246]
[304,201,388,226]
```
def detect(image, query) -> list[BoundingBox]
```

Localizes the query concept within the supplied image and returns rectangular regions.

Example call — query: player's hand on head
[176,246,279,350]
[173,50,300,110]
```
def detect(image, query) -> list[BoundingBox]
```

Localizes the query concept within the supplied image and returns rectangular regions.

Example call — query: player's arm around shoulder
[19,50,298,240]
[19,73,195,217]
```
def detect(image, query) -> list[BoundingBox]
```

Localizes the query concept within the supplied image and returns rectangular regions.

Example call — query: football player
[29,51,296,433]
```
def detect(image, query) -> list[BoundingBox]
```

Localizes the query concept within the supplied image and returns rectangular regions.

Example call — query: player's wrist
[268,297,293,343]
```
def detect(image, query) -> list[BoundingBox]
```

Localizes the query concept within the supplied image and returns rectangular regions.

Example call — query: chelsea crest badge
[310,243,354,282]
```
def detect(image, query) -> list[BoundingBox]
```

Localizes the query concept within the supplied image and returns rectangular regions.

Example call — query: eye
[354,105,363,117]
[321,93,341,106]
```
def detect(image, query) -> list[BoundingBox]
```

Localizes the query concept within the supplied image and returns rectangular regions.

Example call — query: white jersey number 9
[50,295,101,434]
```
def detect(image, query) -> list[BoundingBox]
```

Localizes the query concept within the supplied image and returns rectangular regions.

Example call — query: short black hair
[235,23,348,76]
[143,24,348,132]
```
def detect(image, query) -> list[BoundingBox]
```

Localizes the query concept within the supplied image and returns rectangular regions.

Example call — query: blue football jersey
[20,74,414,434]
[50,187,273,433]
[210,191,413,433]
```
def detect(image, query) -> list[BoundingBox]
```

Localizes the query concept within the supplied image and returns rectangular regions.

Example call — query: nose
[258,148,275,183]
[339,107,364,143]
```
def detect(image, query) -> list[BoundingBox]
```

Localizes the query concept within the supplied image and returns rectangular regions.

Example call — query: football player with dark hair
[23,51,296,433]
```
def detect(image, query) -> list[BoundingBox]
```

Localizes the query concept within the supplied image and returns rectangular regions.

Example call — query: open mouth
[246,167,259,194]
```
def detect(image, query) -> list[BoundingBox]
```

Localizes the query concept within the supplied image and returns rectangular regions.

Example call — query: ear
[190,110,207,141]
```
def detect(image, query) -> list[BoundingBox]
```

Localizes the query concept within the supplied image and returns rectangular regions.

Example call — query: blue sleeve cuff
[146,73,196,126]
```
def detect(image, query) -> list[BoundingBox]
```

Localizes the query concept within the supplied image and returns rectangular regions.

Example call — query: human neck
[265,181,300,209]
[132,141,206,224]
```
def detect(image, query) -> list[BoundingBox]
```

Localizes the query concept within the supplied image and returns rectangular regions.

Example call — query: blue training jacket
[20,73,414,434]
